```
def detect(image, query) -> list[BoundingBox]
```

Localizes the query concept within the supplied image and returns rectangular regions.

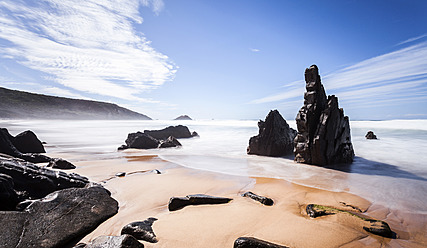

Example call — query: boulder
[241,191,274,206]
[121,217,158,243]
[247,110,297,157]
[159,136,182,148]
[365,131,377,139]
[168,194,232,211]
[11,130,46,153]
[144,125,193,140]
[0,187,119,248]
[0,156,89,200]
[294,65,354,166]
[47,158,76,169]
[83,235,144,248]
[125,132,159,149]
[0,173,18,210]
[0,128,50,163]
[191,131,199,137]
[234,237,289,248]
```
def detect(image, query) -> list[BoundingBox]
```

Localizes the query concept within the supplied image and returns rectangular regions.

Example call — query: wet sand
[56,150,427,248]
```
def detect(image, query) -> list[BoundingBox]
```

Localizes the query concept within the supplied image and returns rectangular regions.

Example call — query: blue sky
[0,0,426,120]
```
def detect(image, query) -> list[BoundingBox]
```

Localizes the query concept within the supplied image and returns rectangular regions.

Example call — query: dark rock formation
[365,131,377,140]
[363,220,394,238]
[0,128,50,163]
[1,187,119,248]
[159,136,182,148]
[121,217,158,243]
[294,65,354,166]
[0,173,18,210]
[234,237,289,248]
[81,235,144,248]
[144,125,193,140]
[168,194,232,211]
[0,156,89,201]
[247,110,297,157]
[47,158,76,169]
[174,115,192,120]
[192,131,199,137]
[241,191,274,206]
[125,132,160,149]
[306,204,328,218]
[11,130,46,153]
[116,172,126,177]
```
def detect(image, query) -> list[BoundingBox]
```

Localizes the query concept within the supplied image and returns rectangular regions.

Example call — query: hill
[174,115,192,120]
[0,87,151,120]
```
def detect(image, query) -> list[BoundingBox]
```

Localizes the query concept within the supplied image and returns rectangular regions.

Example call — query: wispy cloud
[396,33,427,46]
[0,0,174,102]
[250,48,260,52]
[252,38,427,111]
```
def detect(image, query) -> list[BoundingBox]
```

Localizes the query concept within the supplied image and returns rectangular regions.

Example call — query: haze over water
[2,119,426,214]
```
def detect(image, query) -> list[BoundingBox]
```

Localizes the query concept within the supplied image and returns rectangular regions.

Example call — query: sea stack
[247,110,297,157]
[294,65,354,166]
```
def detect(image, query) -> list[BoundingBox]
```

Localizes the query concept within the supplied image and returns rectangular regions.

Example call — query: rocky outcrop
[294,65,354,166]
[0,156,89,201]
[365,131,377,139]
[47,158,76,169]
[234,237,289,248]
[11,130,46,153]
[159,136,182,148]
[80,235,144,248]
[247,110,297,157]
[241,191,274,206]
[144,125,196,140]
[174,115,192,120]
[168,194,232,211]
[121,217,158,243]
[1,187,119,248]
[0,128,50,163]
[0,173,18,210]
[125,132,160,149]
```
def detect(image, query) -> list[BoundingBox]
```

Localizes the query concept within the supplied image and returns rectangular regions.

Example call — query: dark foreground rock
[1,187,119,248]
[144,125,195,140]
[306,204,394,238]
[242,191,274,206]
[47,157,76,169]
[168,194,232,211]
[234,237,289,248]
[159,136,182,148]
[0,128,50,163]
[247,110,297,157]
[365,131,377,139]
[80,235,144,248]
[294,65,354,166]
[125,132,160,149]
[0,156,89,202]
[121,217,158,243]
[0,173,18,210]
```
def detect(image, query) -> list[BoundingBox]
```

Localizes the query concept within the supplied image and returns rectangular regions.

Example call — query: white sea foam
[1,119,426,213]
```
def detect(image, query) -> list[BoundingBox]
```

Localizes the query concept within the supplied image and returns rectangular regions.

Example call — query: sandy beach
[46,149,425,248]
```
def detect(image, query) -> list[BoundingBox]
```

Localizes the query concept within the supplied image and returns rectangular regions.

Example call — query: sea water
[1,119,426,214]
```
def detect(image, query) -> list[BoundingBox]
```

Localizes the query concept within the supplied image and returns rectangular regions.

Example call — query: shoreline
[54,150,426,247]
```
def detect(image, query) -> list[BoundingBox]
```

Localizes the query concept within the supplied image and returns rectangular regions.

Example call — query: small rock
[121,217,158,243]
[365,131,377,140]
[306,204,327,218]
[159,136,182,148]
[47,158,76,169]
[117,145,128,150]
[153,169,161,174]
[116,172,126,177]
[234,237,289,248]
[168,194,232,211]
[85,234,144,248]
[191,131,199,137]
[241,191,274,206]
[363,220,394,238]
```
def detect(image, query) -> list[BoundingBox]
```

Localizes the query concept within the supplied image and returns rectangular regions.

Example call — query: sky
[0,0,426,120]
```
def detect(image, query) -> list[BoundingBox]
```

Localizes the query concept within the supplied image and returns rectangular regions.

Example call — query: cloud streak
[252,38,427,110]
[0,0,174,102]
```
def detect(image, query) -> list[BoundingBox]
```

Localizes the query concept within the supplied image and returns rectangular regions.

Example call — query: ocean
[1,119,426,215]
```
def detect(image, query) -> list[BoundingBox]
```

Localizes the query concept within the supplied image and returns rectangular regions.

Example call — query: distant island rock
[174,115,192,120]
[294,65,354,166]
[365,131,377,139]
[247,110,297,157]
[0,87,151,120]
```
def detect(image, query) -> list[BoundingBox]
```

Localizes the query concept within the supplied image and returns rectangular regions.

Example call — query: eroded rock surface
[159,136,182,148]
[121,217,158,243]
[294,65,354,166]
[234,237,289,248]
[247,110,296,157]
[241,191,274,206]
[144,125,195,140]
[83,235,144,248]
[125,132,160,149]
[47,158,76,169]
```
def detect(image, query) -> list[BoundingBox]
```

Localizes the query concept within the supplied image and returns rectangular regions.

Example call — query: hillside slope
[0,87,151,120]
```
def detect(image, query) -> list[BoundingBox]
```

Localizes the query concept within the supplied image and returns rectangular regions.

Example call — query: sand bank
[55,150,426,248]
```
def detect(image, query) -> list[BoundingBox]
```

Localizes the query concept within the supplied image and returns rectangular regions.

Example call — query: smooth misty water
[1,119,426,214]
